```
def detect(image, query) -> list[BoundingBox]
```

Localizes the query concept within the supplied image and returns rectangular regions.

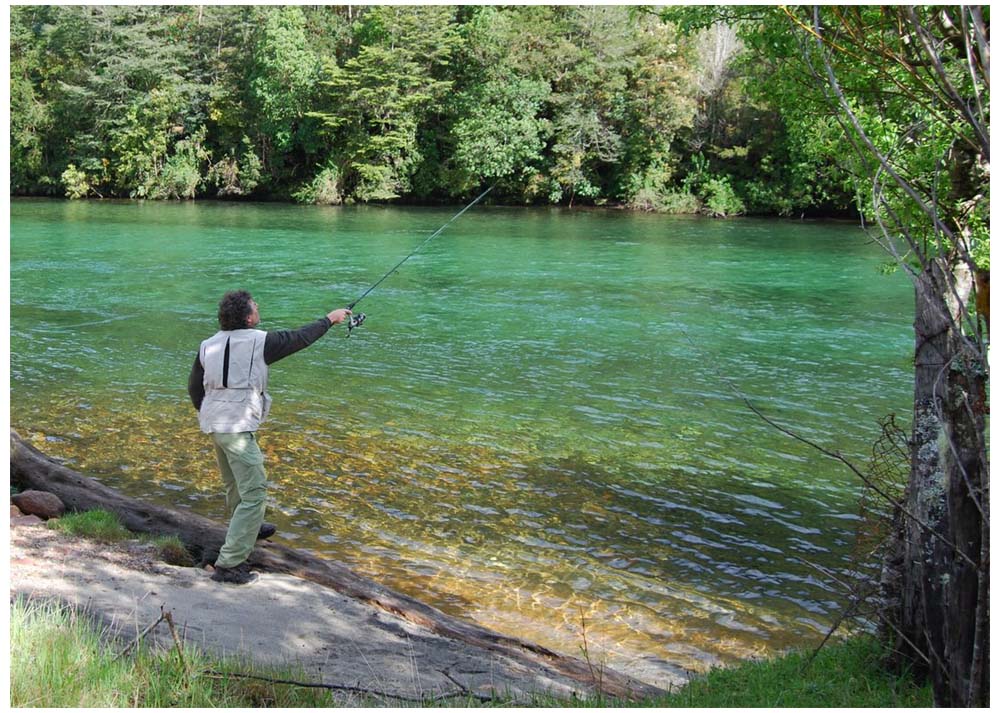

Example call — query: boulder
[11,514,45,527]
[11,504,23,517]
[12,489,66,520]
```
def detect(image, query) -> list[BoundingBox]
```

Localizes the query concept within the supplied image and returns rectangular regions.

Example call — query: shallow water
[10,198,913,685]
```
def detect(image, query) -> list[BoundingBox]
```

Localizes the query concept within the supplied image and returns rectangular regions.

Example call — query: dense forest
[10,5,855,215]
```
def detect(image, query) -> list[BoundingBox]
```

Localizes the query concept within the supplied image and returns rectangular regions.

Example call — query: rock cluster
[11,489,66,524]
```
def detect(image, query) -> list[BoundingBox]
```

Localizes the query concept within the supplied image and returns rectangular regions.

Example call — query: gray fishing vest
[198,329,271,434]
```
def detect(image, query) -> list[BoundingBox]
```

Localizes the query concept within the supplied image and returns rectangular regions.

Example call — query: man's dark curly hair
[218,290,254,330]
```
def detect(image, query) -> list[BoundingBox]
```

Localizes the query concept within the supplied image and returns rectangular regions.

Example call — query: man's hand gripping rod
[343,184,494,337]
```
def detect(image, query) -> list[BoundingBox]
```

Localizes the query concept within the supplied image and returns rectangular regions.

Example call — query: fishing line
[343,184,495,335]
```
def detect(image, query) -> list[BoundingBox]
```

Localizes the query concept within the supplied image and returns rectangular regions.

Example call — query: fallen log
[10,429,662,700]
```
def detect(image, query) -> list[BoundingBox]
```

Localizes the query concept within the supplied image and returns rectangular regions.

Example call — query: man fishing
[188,290,351,585]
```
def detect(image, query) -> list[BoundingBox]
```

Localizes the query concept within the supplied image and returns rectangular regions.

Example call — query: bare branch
[809,7,959,245]
[200,669,498,704]
[904,7,990,160]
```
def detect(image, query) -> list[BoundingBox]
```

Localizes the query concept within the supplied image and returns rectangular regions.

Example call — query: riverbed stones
[12,489,66,520]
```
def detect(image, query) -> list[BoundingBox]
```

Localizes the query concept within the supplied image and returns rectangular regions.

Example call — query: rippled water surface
[10,199,913,685]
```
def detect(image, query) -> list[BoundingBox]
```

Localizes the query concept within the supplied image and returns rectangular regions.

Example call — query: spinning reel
[346,311,366,337]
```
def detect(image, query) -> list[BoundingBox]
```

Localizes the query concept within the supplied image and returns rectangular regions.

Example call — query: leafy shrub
[628,187,663,212]
[740,171,798,215]
[208,138,262,197]
[703,176,745,217]
[659,190,702,214]
[627,187,700,214]
[154,153,202,199]
[352,163,403,202]
[150,129,209,199]
[60,164,91,199]
[293,164,342,205]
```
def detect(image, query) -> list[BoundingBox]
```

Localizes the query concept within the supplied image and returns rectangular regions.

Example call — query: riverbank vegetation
[10,597,338,707]
[48,509,193,566]
[11,5,855,216]
[11,596,930,708]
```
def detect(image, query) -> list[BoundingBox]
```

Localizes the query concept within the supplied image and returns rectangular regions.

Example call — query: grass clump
[48,509,131,542]
[651,636,932,708]
[10,598,336,707]
[46,509,194,565]
[143,534,195,567]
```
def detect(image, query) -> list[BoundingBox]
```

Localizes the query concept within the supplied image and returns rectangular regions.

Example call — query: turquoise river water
[10,198,914,686]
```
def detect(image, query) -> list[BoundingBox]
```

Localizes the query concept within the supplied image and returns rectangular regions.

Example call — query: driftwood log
[10,429,661,700]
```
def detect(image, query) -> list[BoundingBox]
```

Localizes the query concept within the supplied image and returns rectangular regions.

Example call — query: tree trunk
[883,259,989,707]
[9,429,661,701]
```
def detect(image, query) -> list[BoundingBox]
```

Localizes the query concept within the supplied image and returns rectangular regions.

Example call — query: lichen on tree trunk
[883,260,989,706]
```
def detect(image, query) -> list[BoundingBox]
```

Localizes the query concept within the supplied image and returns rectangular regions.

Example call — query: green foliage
[151,128,209,200]
[11,598,335,707]
[207,138,263,198]
[60,164,92,199]
[48,509,131,542]
[703,176,745,217]
[248,6,322,164]
[312,6,461,201]
[447,7,552,197]
[12,5,872,211]
[10,63,51,193]
[293,163,342,205]
[655,636,932,708]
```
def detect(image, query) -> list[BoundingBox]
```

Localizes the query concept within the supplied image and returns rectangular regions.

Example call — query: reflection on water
[11,200,913,688]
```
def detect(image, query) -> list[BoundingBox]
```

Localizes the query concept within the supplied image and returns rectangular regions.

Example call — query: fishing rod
[343,184,495,336]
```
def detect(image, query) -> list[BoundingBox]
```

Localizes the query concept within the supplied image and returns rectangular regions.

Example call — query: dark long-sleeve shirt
[187,317,332,411]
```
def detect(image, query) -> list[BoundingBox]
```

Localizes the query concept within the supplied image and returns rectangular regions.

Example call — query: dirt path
[10,519,666,704]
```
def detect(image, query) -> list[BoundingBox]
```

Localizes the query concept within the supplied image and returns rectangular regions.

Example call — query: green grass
[142,533,195,566]
[47,509,131,542]
[10,598,337,707]
[648,636,932,708]
[47,509,194,565]
[505,636,932,708]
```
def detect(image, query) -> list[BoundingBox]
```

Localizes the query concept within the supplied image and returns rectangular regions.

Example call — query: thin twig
[801,593,866,672]
[739,393,979,569]
[793,557,937,671]
[200,669,497,703]
[809,7,959,245]
[115,610,166,660]
[163,608,189,675]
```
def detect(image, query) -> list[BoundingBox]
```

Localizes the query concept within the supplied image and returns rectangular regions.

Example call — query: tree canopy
[12,4,859,215]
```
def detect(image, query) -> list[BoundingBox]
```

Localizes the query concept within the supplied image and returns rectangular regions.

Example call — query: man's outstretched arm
[263,308,351,365]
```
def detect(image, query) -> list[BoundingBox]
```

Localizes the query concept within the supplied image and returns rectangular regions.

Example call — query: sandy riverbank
[9,516,666,704]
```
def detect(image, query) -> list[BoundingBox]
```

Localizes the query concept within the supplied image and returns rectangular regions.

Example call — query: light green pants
[212,431,267,569]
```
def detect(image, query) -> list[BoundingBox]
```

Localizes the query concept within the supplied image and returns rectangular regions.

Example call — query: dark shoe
[257,523,276,540]
[211,562,257,585]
